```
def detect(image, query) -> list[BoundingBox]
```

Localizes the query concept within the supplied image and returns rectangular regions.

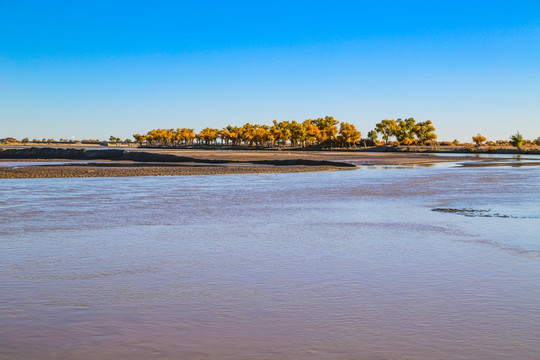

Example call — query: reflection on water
[432,207,540,219]
[0,161,110,168]
[0,161,84,168]
[1,166,540,359]
[431,152,540,159]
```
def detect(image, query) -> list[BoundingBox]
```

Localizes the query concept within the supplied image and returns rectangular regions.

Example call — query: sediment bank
[0,147,356,178]
[0,164,346,179]
[0,147,356,167]
[1,147,538,179]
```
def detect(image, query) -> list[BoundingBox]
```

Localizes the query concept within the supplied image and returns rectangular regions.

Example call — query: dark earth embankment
[1,147,538,179]
[0,147,357,168]
[0,147,358,178]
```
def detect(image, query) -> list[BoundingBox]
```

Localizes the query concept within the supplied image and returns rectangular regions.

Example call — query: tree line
[133,116,436,148]
[5,116,539,149]
[367,118,437,145]
[471,132,540,149]
[133,117,362,148]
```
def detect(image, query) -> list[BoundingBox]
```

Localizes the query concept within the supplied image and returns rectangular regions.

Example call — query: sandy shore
[0,164,347,179]
[0,148,538,178]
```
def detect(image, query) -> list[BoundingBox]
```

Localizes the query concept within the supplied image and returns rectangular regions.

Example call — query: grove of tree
[134,116,365,148]
[373,118,437,145]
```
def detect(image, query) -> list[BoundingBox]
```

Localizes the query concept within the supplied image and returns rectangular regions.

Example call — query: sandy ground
[0,149,538,179]
[0,164,346,179]
[102,149,477,165]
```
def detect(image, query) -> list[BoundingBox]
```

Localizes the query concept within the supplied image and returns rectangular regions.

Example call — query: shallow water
[0,161,85,168]
[1,165,539,359]
[431,152,540,159]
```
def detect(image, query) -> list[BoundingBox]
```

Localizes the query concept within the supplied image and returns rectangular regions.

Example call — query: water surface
[1,165,539,359]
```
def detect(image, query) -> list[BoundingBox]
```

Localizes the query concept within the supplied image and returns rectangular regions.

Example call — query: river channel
[1,164,539,359]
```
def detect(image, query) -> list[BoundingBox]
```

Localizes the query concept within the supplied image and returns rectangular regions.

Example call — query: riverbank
[2,142,540,154]
[0,147,538,179]
[0,163,348,179]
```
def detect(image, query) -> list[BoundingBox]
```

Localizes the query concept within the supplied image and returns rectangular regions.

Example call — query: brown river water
[1,162,539,359]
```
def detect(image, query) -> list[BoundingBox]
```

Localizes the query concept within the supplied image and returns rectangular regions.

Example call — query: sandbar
[0,147,537,179]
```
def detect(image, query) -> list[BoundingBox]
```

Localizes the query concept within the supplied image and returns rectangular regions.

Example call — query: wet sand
[0,148,537,178]
[0,164,346,179]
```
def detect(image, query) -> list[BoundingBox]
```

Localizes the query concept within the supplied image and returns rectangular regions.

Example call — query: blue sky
[1,0,539,141]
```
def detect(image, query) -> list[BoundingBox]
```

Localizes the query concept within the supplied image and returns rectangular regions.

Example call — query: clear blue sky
[1,0,539,141]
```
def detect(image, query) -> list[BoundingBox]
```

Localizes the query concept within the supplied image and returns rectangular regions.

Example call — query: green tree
[109,135,122,145]
[395,118,416,144]
[375,119,399,144]
[414,120,437,145]
[509,131,523,149]
[367,130,378,143]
